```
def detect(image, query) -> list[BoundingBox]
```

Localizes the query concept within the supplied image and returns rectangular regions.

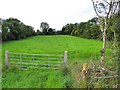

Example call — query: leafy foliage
[61,17,102,40]
[2,18,35,42]
[61,15,120,41]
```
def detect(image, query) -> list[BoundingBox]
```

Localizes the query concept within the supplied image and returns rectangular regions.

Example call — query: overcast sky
[0,0,96,31]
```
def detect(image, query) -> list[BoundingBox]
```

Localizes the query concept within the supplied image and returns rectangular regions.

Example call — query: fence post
[5,51,9,67]
[64,51,68,64]
[82,63,88,79]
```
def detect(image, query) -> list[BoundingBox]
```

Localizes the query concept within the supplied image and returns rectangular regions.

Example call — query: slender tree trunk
[117,10,120,88]
[100,30,107,63]
[118,1,120,15]
[113,31,117,49]
[100,18,107,63]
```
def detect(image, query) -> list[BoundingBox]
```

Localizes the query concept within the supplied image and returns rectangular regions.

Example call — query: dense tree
[61,27,66,34]
[2,18,35,42]
[63,23,75,35]
[47,28,55,35]
[40,22,49,35]
[36,29,42,35]
[61,17,101,39]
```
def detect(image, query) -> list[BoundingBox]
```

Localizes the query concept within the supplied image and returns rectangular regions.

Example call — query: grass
[2,35,102,63]
[2,68,65,88]
[2,35,103,88]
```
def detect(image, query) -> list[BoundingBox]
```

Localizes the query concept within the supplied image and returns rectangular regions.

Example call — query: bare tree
[91,0,119,63]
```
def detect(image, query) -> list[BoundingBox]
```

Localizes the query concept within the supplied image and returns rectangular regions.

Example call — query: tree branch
[91,0,101,17]
[103,0,110,5]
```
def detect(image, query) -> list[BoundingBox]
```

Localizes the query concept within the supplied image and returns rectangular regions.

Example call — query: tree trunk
[118,1,120,14]
[100,18,108,63]
[113,31,117,49]
[100,30,107,63]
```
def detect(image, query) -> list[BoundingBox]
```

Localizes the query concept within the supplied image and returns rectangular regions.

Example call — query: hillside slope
[2,35,102,63]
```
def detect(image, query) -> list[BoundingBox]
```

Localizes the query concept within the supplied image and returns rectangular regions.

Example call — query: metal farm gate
[5,51,68,70]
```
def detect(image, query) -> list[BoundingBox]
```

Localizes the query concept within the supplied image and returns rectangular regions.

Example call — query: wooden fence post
[82,63,88,79]
[64,51,68,64]
[5,51,9,67]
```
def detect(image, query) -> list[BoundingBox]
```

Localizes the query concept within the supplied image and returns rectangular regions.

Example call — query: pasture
[2,35,102,63]
[2,35,103,88]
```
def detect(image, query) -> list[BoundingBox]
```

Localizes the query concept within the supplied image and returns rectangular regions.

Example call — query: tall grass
[2,35,103,88]
[2,35,102,63]
[2,68,65,88]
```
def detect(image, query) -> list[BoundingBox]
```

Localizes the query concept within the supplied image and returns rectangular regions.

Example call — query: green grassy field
[2,35,102,63]
[2,35,103,88]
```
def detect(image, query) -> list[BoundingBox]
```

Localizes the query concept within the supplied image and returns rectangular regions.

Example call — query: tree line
[61,15,120,41]
[1,18,35,42]
[1,15,120,42]
[1,18,58,42]
[61,17,101,39]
